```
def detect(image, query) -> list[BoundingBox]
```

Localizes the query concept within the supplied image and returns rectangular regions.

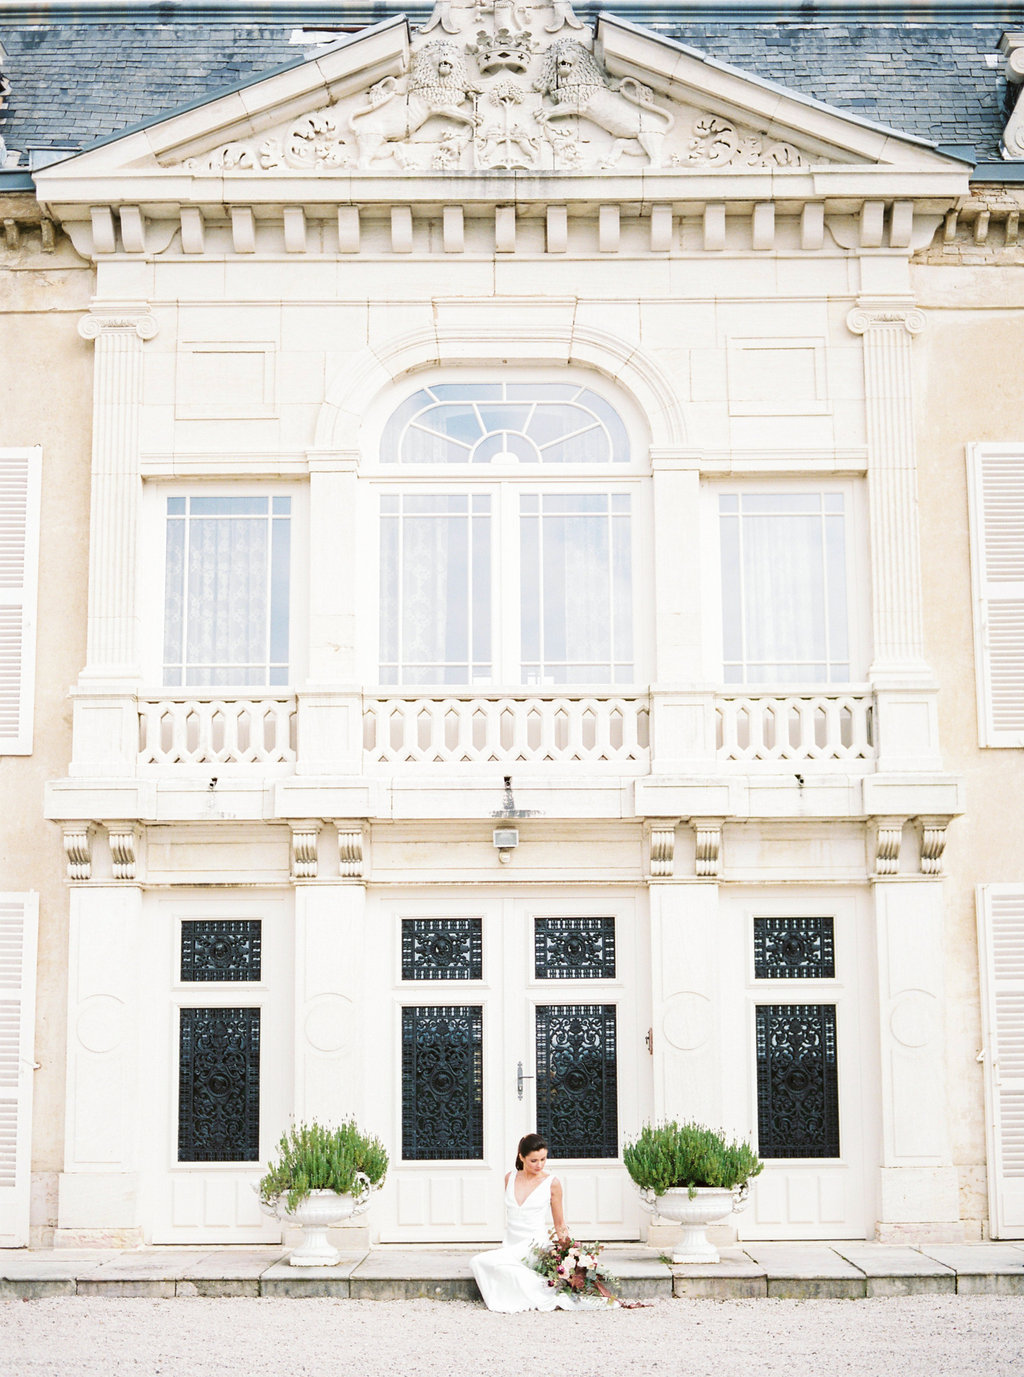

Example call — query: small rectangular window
[401,919,482,981]
[753,917,835,980]
[180,920,262,982]
[534,917,616,979]
[163,495,290,688]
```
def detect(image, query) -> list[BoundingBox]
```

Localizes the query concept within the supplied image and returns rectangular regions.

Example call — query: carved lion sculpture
[533,40,674,167]
[348,42,480,167]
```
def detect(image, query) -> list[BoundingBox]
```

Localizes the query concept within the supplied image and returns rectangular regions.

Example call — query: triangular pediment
[36,4,969,199]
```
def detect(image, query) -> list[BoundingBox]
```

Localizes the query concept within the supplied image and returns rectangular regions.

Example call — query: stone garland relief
[182,0,810,176]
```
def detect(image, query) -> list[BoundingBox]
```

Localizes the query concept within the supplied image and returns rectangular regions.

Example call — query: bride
[471,1132,579,1313]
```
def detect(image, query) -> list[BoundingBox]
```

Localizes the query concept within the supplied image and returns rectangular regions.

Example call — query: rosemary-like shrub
[623,1121,762,1199]
[258,1120,389,1211]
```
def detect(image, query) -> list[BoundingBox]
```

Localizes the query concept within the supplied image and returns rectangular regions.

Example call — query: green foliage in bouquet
[623,1121,763,1199]
[258,1120,389,1211]
[529,1232,620,1303]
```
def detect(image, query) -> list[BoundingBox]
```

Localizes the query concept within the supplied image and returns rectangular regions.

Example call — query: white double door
[367,890,650,1243]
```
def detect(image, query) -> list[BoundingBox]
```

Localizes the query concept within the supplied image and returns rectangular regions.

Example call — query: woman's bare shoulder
[504,1171,512,1186]
[548,1174,562,1194]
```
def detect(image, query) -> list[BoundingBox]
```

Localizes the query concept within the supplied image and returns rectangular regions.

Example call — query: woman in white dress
[472,1133,577,1313]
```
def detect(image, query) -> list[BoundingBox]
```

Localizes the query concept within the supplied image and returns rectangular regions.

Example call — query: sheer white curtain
[380,495,491,685]
[720,493,849,684]
[163,496,290,687]
[520,494,632,685]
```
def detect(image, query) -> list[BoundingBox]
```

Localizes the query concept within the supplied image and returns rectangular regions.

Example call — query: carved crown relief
[180,0,824,175]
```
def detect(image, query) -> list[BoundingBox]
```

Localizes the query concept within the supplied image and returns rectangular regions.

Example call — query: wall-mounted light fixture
[493,827,519,864]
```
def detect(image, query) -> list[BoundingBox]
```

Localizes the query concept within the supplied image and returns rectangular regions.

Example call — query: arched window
[380,382,630,465]
[377,376,641,688]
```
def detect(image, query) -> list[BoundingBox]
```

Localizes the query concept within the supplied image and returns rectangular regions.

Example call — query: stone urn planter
[281,1179,374,1267]
[258,1120,388,1268]
[623,1121,762,1264]
[637,1183,749,1263]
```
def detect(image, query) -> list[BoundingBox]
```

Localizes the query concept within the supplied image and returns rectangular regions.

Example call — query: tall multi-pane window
[163,495,291,687]
[378,379,637,688]
[719,492,850,684]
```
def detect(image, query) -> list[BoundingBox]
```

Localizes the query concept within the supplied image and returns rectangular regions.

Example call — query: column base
[877,1165,962,1238]
[53,1226,145,1249]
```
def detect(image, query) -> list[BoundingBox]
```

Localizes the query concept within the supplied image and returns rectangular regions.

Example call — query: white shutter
[0,448,42,755]
[0,893,38,1247]
[967,444,1024,746]
[978,885,1024,1236]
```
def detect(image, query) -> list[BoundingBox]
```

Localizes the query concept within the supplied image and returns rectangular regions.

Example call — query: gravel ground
[1,1296,1023,1377]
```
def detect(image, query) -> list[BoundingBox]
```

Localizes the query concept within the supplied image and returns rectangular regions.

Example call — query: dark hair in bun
[515,1132,548,1170]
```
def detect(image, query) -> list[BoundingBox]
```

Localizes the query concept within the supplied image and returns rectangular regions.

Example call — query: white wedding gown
[471,1173,578,1313]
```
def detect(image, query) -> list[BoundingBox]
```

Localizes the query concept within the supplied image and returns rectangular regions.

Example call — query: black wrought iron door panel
[755,1003,840,1159]
[753,917,835,980]
[401,918,483,981]
[534,917,616,980]
[178,1007,260,1162]
[180,920,262,982]
[402,1005,483,1160]
[535,1004,618,1159]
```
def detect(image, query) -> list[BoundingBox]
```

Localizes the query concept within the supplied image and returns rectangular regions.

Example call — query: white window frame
[977,884,1024,1236]
[140,480,306,693]
[0,891,39,1248]
[966,443,1024,748]
[704,477,869,690]
[363,371,652,692]
[0,447,41,755]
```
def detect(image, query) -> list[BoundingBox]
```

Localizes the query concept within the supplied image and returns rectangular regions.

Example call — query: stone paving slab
[670,1248,768,1299]
[349,1247,478,1301]
[179,1248,288,1298]
[742,1243,867,1299]
[832,1244,956,1297]
[260,1251,367,1298]
[918,1244,1024,1295]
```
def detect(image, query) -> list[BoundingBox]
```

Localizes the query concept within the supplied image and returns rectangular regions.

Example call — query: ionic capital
[78,310,158,342]
[847,304,925,338]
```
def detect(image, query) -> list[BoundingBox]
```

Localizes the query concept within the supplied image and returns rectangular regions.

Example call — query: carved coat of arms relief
[182,0,811,176]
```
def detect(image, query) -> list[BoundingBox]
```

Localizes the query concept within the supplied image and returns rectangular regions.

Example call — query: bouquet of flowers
[528,1230,621,1304]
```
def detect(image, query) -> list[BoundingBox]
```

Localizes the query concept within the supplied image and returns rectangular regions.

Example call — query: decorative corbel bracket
[874,819,905,876]
[918,817,949,876]
[62,824,92,881]
[338,827,365,880]
[107,823,139,881]
[694,820,723,879]
[291,823,321,880]
[649,824,676,879]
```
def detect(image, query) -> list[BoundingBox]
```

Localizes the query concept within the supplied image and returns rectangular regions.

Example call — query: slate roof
[0,7,1020,166]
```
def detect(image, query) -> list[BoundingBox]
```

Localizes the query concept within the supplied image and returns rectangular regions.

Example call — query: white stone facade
[5,2,1009,1247]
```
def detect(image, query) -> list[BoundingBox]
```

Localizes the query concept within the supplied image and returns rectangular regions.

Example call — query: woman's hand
[550,1177,570,1242]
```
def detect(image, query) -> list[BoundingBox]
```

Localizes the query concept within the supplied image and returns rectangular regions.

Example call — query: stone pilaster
[77,307,157,682]
[848,301,942,771]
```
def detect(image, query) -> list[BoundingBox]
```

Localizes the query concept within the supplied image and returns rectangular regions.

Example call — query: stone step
[2,1243,1023,1301]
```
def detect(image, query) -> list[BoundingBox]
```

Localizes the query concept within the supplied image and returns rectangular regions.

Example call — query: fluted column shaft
[848,302,929,684]
[78,309,157,682]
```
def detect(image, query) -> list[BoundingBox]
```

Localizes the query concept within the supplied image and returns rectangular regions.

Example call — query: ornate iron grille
[535,1004,618,1159]
[402,1005,483,1160]
[181,920,262,982]
[753,917,835,980]
[755,1004,840,1159]
[534,917,616,980]
[178,1007,260,1162]
[401,918,483,981]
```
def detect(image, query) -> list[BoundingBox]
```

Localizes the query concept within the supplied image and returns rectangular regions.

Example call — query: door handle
[516,1060,534,1101]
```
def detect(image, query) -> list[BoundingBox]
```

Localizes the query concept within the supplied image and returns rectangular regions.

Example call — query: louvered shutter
[967,444,1024,747]
[0,448,42,755]
[0,893,38,1247]
[978,886,1024,1237]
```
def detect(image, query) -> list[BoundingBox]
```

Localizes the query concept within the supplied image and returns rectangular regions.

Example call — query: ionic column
[77,307,158,682]
[848,301,941,770]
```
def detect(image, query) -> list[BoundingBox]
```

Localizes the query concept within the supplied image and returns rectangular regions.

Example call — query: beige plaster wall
[913,260,1024,1235]
[0,232,93,1235]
